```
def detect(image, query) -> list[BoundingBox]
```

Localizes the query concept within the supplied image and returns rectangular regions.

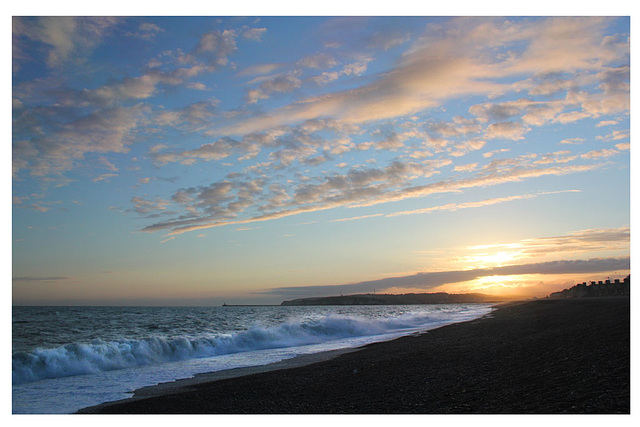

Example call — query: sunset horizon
[10,9,632,416]
[12,16,630,306]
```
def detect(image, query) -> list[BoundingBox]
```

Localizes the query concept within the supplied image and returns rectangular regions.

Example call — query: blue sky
[11,13,630,305]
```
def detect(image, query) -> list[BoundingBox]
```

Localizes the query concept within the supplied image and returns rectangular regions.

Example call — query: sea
[12,303,493,414]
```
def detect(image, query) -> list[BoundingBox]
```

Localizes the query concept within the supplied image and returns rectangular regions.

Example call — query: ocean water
[12,304,493,414]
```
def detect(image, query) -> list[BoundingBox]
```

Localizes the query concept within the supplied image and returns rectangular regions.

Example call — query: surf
[12,306,490,385]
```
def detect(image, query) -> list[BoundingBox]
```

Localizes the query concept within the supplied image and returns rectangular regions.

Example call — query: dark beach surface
[79,297,630,414]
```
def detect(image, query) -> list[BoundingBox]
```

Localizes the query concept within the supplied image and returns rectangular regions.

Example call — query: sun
[462,251,519,268]
[465,275,525,296]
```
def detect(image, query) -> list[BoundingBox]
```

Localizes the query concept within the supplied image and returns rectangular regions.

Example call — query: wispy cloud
[330,190,580,222]
[214,17,625,136]
[581,149,619,159]
[13,104,150,180]
[125,22,164,40]
[330,213,384,223]
[11,17,630,305]
[13,276,71,282]
[560,137,585,145]
[260,256,630,297]
[13,17,121,70]
[484,121,530,140]
[235,226,262,231]
[15,17,629,228]
[241,27,267,42]
[453,163,478,172]
[386,190,580,218]
[130,196,172,215]
[92,173,118,182]
[467,226,630,257]
[12,19,266,185]
[142,157,600,236]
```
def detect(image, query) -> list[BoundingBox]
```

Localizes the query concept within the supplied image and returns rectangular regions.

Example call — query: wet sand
[79,297,630,414]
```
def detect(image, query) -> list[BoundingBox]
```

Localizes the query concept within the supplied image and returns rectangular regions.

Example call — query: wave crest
[13,307,489,384]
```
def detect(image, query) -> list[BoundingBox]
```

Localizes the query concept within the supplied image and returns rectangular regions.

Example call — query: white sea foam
[13,304,493,413]
[12,307,489,385]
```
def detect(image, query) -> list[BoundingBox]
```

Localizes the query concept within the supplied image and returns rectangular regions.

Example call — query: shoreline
[79,297,630,414]
[78,347,362,413]
[78,303,495,413]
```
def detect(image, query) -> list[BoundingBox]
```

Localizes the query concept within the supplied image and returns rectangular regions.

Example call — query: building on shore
[548,275,630,299]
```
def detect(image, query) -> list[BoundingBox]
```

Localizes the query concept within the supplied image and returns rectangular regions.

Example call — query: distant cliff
[281,292,511,306]
[548,275,630,299]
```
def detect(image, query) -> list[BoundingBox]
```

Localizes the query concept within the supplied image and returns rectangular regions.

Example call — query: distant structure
[281,292,512,306]
[548,275,630,299]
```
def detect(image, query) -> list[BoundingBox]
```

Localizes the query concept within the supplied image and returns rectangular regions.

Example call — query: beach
[79,297,630,414]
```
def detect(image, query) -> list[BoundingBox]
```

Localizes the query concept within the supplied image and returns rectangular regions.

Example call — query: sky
[10,13,631,305]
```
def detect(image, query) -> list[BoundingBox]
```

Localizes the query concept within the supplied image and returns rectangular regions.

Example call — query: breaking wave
[13,307,490,385]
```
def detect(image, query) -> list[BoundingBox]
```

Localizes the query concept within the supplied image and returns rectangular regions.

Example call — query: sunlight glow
[11,16,630,305]
[460,251,521,268]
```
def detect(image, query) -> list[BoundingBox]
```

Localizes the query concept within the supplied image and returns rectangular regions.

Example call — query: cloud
[468,74,628,131]
[597,129,630,141]
[469,101,524,121]
[470,98,568,128]
[310,58,373,86]
[453,163,478,172]
[353,163,598,209]
[141,159,449,234]
[482,148,510,158]
[13,17,121,69]
[194,29,238,66]
[560,137,585,145]
[242,27,267,42]
[141,153,600,236]
[310,71,340,85]
[152,137,237,165]
[448,139,486,157]
[238,62,285,76]
[186,82,207,91]
[484,121,530,140]
[13,276,71,282]
[331,213,384,223]
[534,151,578,165]
[81,69,205,105]
[130,196,172,215]
[126,22,164,40]
[153,100,219,130]
[13,104,150,180]
[12,194,63,213]
[581,149,619,159]
[235,226,262,231]
[213,17,625,137]
[298,53,337,69]
[385,190,580,218]
[14,17,629,194]
[245,71,302,104]
[428,117,483,142]
[260,256,630,297]
[467,226,630,258]
[92,173,118,182]
[13,202,54,213]
[332,191,578,222]
[340,59,371,76]
[153,119,359,167]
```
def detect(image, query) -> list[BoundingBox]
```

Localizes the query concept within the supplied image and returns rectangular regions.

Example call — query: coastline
[78,297,630,414]
[77,347,362,413]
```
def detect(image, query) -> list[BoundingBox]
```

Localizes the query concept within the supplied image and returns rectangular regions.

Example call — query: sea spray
[12,306,491,385]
